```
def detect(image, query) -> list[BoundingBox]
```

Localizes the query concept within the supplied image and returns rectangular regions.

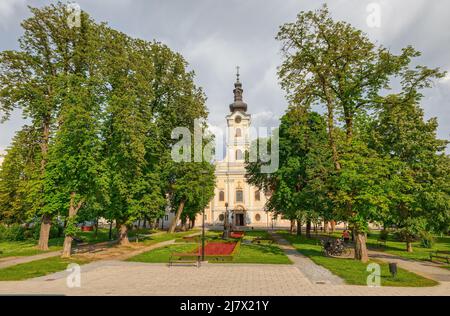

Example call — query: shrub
[419,231,435,248]
[31,223,62,240]
[0,224,26,241]
[378,229,389,241]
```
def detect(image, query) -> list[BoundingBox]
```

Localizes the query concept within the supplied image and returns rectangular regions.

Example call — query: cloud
[0,0,25,26]
[0,0,448,152]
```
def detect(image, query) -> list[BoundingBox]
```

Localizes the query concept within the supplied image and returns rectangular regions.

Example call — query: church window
[219,190,225,201]
[255,214,261,222]
[235,116,241,123]
[219,214,225,221]
[255,190,261,201]
[235,149,243,160]
[236,190,243,202]
[235,128,241,137]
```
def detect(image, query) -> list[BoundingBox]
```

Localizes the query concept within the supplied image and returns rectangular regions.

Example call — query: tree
[0,127,41,224]
[276,4,444,261]
[167,161,215,233]
[369,94,449,252]
[246,107,333,237]
[0,2,101,249]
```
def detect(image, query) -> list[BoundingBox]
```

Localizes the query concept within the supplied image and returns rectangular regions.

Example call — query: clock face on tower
[235,116,242,124]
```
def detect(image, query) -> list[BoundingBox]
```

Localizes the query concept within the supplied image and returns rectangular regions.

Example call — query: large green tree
[369,94,449,252]
[0,126,41,224]
[0,2,101,249]
[276,4,444,261]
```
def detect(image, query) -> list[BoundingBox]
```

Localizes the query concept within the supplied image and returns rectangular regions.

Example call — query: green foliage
[0,127,41,224]
[0,224,26,241]
[0,2,214,246]
[419,231,435,249]
[31,222,62,240]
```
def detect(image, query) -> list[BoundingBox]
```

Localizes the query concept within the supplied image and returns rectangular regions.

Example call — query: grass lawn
[128,243,198,263]
[278,231,438,287]
[0,228,168,260]
[128,230,291,264]
[365,231,450,263]
[0,239,64,259]
[138,230,199,246]
[0,256,91,281]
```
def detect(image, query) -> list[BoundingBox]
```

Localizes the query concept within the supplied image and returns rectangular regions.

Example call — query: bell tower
[226,66,251,163]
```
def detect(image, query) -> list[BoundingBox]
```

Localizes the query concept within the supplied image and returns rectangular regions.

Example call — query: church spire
[230,66,247,112]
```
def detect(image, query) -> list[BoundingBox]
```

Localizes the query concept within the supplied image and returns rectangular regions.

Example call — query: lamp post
[201,170,208,261]
[224,202,229,239]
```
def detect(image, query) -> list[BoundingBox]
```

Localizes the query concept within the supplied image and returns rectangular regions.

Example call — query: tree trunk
[181,217,187,231]
[62,192,84,258]
[324,220,329,234]
[37,121,51,251]
[306,219,312,238]
[330,220,336,233]
[61,235,73,258]
[296,220,302,236]
[118,223,130,245]
[143,218,147,229]
[94,217,99,238]
[406,241,413,253]
[37,214,52,251]
[191,217,196,229]
[354,232,369,262]
[290,220,295,234]
[168,200,185,233]
[108,220,113,240]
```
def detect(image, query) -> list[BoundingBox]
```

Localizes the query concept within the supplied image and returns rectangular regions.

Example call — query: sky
[0,0,449,159]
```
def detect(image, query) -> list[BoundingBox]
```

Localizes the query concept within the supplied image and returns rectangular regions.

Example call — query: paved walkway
[0,260,448,295]
[368,249,450,282]
[0,250,62,269]
[269,232,344,285]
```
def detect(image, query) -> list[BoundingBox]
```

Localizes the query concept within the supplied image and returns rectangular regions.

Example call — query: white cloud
[0,0,25,26]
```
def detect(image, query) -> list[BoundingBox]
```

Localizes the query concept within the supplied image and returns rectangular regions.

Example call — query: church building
[196,70,290,229]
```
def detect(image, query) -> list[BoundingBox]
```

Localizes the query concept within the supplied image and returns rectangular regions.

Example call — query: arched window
[235,149,243,160]
[255,214,261,222]
[219,214,225,221]
[255,190,261,201]
[235,128,241,137]
[236,190,243,202]
[219,190,225,202]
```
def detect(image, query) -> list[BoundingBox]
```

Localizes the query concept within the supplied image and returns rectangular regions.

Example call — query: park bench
[251,237,273,245]
[134,233,152,243]
[429,250,450,264]
[376,238,387,248]
[169,252,201,267]
[72,242,106,254]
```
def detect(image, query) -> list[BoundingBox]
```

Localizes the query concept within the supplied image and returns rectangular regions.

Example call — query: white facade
[195,73,290,229]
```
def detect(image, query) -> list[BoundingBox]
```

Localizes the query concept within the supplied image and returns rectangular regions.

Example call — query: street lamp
[201,170,208,262]
[223,202,229,239]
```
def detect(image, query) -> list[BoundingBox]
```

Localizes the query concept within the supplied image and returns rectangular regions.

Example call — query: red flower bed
[230,232,244,238]
[195,242,237,255]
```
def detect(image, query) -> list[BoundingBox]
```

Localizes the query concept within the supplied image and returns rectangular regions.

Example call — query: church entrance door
[235,213,245,226]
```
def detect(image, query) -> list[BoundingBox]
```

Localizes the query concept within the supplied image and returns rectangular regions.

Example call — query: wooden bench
[251,238,273,245]
[376,239,387,248]
[430,250,450,264]
[169,253,201,267]
[72,242,105,254]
